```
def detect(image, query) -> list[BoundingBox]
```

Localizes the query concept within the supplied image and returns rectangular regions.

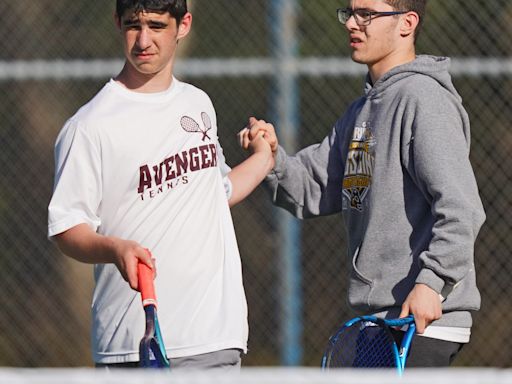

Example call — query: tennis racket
[321,315,416,375]
[200,112,212,141]
[180,115,211,141]
[138,262,170,368]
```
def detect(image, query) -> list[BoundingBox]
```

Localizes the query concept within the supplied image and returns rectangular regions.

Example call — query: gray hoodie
[265,55,486,328]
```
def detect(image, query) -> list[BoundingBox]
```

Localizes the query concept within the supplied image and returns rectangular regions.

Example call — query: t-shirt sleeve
[47,119,102,237]
[215,140,233,201]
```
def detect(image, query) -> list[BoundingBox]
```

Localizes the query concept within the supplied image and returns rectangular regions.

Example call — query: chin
[351,53,367,65]
[134,63,160,75]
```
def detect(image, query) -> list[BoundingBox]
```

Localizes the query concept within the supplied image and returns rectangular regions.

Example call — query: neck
[368,47,416,84]
[115,62,174,93]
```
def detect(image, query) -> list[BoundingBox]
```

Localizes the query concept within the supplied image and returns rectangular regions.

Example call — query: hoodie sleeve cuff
[265,146,287,182]
[415,268,446,294]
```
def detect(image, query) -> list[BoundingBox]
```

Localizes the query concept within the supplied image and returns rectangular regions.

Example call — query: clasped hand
[238,117,278,154]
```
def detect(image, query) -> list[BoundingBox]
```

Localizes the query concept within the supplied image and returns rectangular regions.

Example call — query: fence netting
[0,0,510,367]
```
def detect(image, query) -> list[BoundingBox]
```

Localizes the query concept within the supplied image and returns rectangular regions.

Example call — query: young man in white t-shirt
[48,0,273,370]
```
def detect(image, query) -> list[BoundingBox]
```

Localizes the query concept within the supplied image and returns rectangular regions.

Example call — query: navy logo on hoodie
[342,121,376,211]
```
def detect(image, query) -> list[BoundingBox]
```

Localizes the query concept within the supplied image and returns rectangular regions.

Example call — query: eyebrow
[122,17,140,26]
[147,20,168,28]
[349,7,376,12]
[122,18,169,28]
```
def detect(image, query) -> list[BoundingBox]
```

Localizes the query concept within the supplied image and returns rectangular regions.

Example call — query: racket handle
[137,262,157,308]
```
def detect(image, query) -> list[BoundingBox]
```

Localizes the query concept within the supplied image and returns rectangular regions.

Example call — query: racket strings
[199,113,212,140]
[180,116,201,133]
[180,115,211,141]
[201,112,211,129]
[327,324,397,368]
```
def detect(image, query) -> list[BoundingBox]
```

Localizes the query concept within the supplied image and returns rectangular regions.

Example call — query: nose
[136,27,152,50]
[344,14,358,30]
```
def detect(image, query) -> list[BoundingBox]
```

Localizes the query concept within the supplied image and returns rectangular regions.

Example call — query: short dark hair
[116,0,188,23]
[384,0,427,39]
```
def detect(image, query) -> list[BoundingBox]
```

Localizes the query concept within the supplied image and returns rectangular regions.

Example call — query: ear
[400,11,420,38]
[177,12,193,40]
[114,12,122,30]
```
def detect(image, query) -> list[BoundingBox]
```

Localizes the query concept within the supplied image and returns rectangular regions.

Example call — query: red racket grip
[138,262,157,308]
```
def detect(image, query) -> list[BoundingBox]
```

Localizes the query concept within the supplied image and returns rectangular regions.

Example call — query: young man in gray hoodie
[241,0,486,366]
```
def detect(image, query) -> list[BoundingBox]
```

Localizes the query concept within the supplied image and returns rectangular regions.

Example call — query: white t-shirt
[48,78,248,363]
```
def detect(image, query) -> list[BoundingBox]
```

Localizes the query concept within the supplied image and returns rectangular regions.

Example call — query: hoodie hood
[364,55,462,103]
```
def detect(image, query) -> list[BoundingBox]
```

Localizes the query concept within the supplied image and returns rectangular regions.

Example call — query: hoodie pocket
[351,246,373,285]
[347,245,373,310]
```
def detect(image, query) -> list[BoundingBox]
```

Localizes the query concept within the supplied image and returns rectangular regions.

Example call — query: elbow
[475,206,486,232]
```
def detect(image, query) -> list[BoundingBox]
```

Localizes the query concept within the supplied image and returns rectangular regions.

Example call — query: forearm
[53,223,153,289]
[228,150,274,207]
[266,140,343,218]
[415,163,484,288]
[405,99,485,292]
[53,223,117,264]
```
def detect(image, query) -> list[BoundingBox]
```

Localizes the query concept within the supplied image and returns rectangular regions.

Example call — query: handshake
[238,117,279,156]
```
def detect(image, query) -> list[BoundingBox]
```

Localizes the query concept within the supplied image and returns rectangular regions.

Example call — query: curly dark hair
[116,0,188,23]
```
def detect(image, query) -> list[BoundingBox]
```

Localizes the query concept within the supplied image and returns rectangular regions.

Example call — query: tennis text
[138,144,218,200]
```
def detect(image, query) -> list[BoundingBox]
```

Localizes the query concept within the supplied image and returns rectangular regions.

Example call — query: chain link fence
[0,0,510,367]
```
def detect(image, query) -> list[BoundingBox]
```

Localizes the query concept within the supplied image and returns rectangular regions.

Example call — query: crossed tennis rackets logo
[180,112,212,141]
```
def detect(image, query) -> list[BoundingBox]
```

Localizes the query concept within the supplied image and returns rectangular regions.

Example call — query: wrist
[96,235,121,264]
[415,268,444,295]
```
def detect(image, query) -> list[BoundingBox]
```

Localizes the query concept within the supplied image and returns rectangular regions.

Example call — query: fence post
[269,0,302,366]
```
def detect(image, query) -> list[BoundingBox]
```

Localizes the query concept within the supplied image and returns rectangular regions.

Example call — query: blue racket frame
[139,304,170,368]
[321,315,416,375]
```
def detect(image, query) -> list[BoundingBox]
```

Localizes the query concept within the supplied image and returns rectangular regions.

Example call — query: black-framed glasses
[337,8,408,26]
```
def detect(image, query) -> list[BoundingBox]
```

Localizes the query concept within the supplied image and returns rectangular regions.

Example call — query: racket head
[201,112,211,129]
[199,112,212,140]
[321,316,402,370]
[397,316,416,373]
[139,305,170,368]
[180,116,201,133]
